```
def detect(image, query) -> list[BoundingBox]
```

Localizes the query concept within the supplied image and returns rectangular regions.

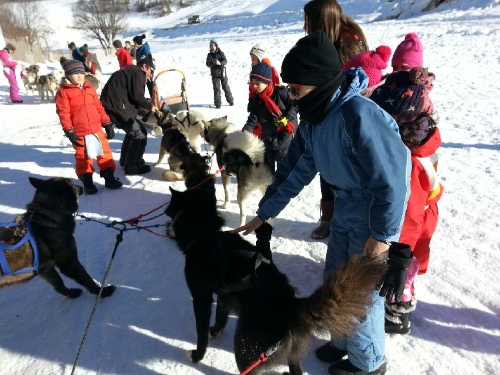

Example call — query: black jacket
[243,85,298,141]
[206,45,228,79]
[100,65,152,127]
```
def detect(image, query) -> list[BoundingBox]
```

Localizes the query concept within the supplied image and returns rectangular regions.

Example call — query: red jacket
[55,80,110,137]
[116,48,132,69]
[399,127,444,249]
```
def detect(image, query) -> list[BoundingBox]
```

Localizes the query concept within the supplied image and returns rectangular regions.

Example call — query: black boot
[119,134,132,167]
[80,173,98,195]
[100,168,123,189]
[384,297,416,335]
[124,138,151,175]
[311,200,334,239]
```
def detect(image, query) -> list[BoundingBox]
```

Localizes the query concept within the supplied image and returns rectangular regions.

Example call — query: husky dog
[155,112,198,181]
[0,177,116,299]
[165,178,387,374]
[170,109,210,153]
[22,65,40,93]
[204,116,272,226]
[21,65,40,93]
[223,132,273,226]
[36,73,59,101]
[180,153,215,192]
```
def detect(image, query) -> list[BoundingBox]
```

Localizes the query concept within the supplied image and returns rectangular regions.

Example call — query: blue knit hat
[62,60,85,76]
[250,62,272,84]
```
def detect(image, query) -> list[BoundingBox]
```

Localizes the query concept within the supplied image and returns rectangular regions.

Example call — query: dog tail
[295,255,387,339]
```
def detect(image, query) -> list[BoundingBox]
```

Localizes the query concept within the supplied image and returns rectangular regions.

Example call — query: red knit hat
[392,32,424,68]
[342,45,392,87]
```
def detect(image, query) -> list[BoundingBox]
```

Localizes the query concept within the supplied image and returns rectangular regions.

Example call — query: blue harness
[0,219,39,278]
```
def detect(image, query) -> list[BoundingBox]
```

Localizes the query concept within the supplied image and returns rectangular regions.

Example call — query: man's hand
[64,130,84,147]
[363,236,390,258]
[231,216,264,236]
[215,60,221,65]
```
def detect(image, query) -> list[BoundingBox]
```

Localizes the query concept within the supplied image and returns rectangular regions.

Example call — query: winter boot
[124,138,151,175]
[119,134,132,167]
[384,297,416,335]
[315,342,347,363]
[79,173,98,195]
[311,200,334,239]
[329,359,387,375]
[100,168,123,189]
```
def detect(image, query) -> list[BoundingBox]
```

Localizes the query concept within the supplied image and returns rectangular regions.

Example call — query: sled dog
[0,177,116,299]
[165,171,387,374]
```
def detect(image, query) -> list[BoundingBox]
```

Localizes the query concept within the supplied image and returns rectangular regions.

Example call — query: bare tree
[0,1,52,45]
[72,0,128,49]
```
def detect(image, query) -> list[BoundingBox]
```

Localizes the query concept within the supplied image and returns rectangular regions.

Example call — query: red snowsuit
[399,127,444,275]
[55,80,115,177]
[116,47,132,69]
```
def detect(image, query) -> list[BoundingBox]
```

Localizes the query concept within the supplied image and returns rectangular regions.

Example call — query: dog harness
[0,219,40,278]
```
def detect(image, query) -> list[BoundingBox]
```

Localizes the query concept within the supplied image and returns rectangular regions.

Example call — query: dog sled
[152,69,190,113]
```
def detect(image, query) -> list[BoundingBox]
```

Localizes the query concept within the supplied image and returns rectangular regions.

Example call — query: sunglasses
[287,84,301,97]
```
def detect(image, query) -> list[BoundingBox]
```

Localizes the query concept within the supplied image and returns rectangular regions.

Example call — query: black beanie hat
[113,40,122,48]
[137,54,156,70]
[250,62,272,84]
[79,44,88,55]
[281,31,342,86]
[133,34,146,45]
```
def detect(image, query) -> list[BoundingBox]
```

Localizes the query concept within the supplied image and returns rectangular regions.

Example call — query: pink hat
[392,32,424,68]
[342,45,392,87]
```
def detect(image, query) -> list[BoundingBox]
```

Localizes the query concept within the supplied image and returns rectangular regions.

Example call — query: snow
[1,0,500,374]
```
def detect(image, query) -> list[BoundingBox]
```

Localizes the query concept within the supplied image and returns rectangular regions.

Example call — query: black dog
[0,177,116,299]
[165,177,387,374]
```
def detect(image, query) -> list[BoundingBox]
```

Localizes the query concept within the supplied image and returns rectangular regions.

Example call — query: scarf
[294,71,346,125]
[258,83,282,118]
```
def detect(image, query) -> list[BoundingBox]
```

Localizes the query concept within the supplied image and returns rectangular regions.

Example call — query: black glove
[255,222,273,261]
[141,111,153,122]
[379,242,414,303]
[64,130,84,147]
[103,123,115,140]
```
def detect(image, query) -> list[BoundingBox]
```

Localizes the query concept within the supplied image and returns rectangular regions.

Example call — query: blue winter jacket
[257,68,410,241]
[135,43,152,61]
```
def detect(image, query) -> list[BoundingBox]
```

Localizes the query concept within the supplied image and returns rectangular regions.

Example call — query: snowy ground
[0,0,499,374]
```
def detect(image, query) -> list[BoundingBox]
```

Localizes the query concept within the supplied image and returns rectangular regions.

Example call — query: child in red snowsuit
[55,60,122,194]
[113,40,132,69]
[372,67,443,335]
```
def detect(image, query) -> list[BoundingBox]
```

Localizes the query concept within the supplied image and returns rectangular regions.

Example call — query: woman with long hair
[304,0,369,240]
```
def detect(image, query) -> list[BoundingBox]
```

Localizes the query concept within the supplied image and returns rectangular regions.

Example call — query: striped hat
[250,62,272,84]
[62,60,85,76]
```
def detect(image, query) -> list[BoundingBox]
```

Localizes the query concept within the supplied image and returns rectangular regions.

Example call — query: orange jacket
[55,80,110,137]
[116,48,132,69]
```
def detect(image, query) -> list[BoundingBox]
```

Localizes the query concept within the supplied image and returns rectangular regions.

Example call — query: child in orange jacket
[55,60,122,194]
[372,67,443,335]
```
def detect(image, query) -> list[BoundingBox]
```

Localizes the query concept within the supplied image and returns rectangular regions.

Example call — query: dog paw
[209,326,223,338]
[186,349,205,363]
[100,285,116,298]
[66,288,83,299]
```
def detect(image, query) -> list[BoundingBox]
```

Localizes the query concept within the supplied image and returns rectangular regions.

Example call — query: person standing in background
[68,42,85,63]
[133,34,154,98]
[206,39,234,108]
[0,43,23,103]
[113,40,133,69]
[303,0,370,240]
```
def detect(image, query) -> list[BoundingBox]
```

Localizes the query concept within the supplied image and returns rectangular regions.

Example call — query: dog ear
[169,186,179,194]
[28,177,45,189]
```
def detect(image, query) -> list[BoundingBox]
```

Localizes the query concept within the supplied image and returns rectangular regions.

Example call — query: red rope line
[240,353,267,375]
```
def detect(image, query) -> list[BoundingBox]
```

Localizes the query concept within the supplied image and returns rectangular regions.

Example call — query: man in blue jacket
[234,31,410,375]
